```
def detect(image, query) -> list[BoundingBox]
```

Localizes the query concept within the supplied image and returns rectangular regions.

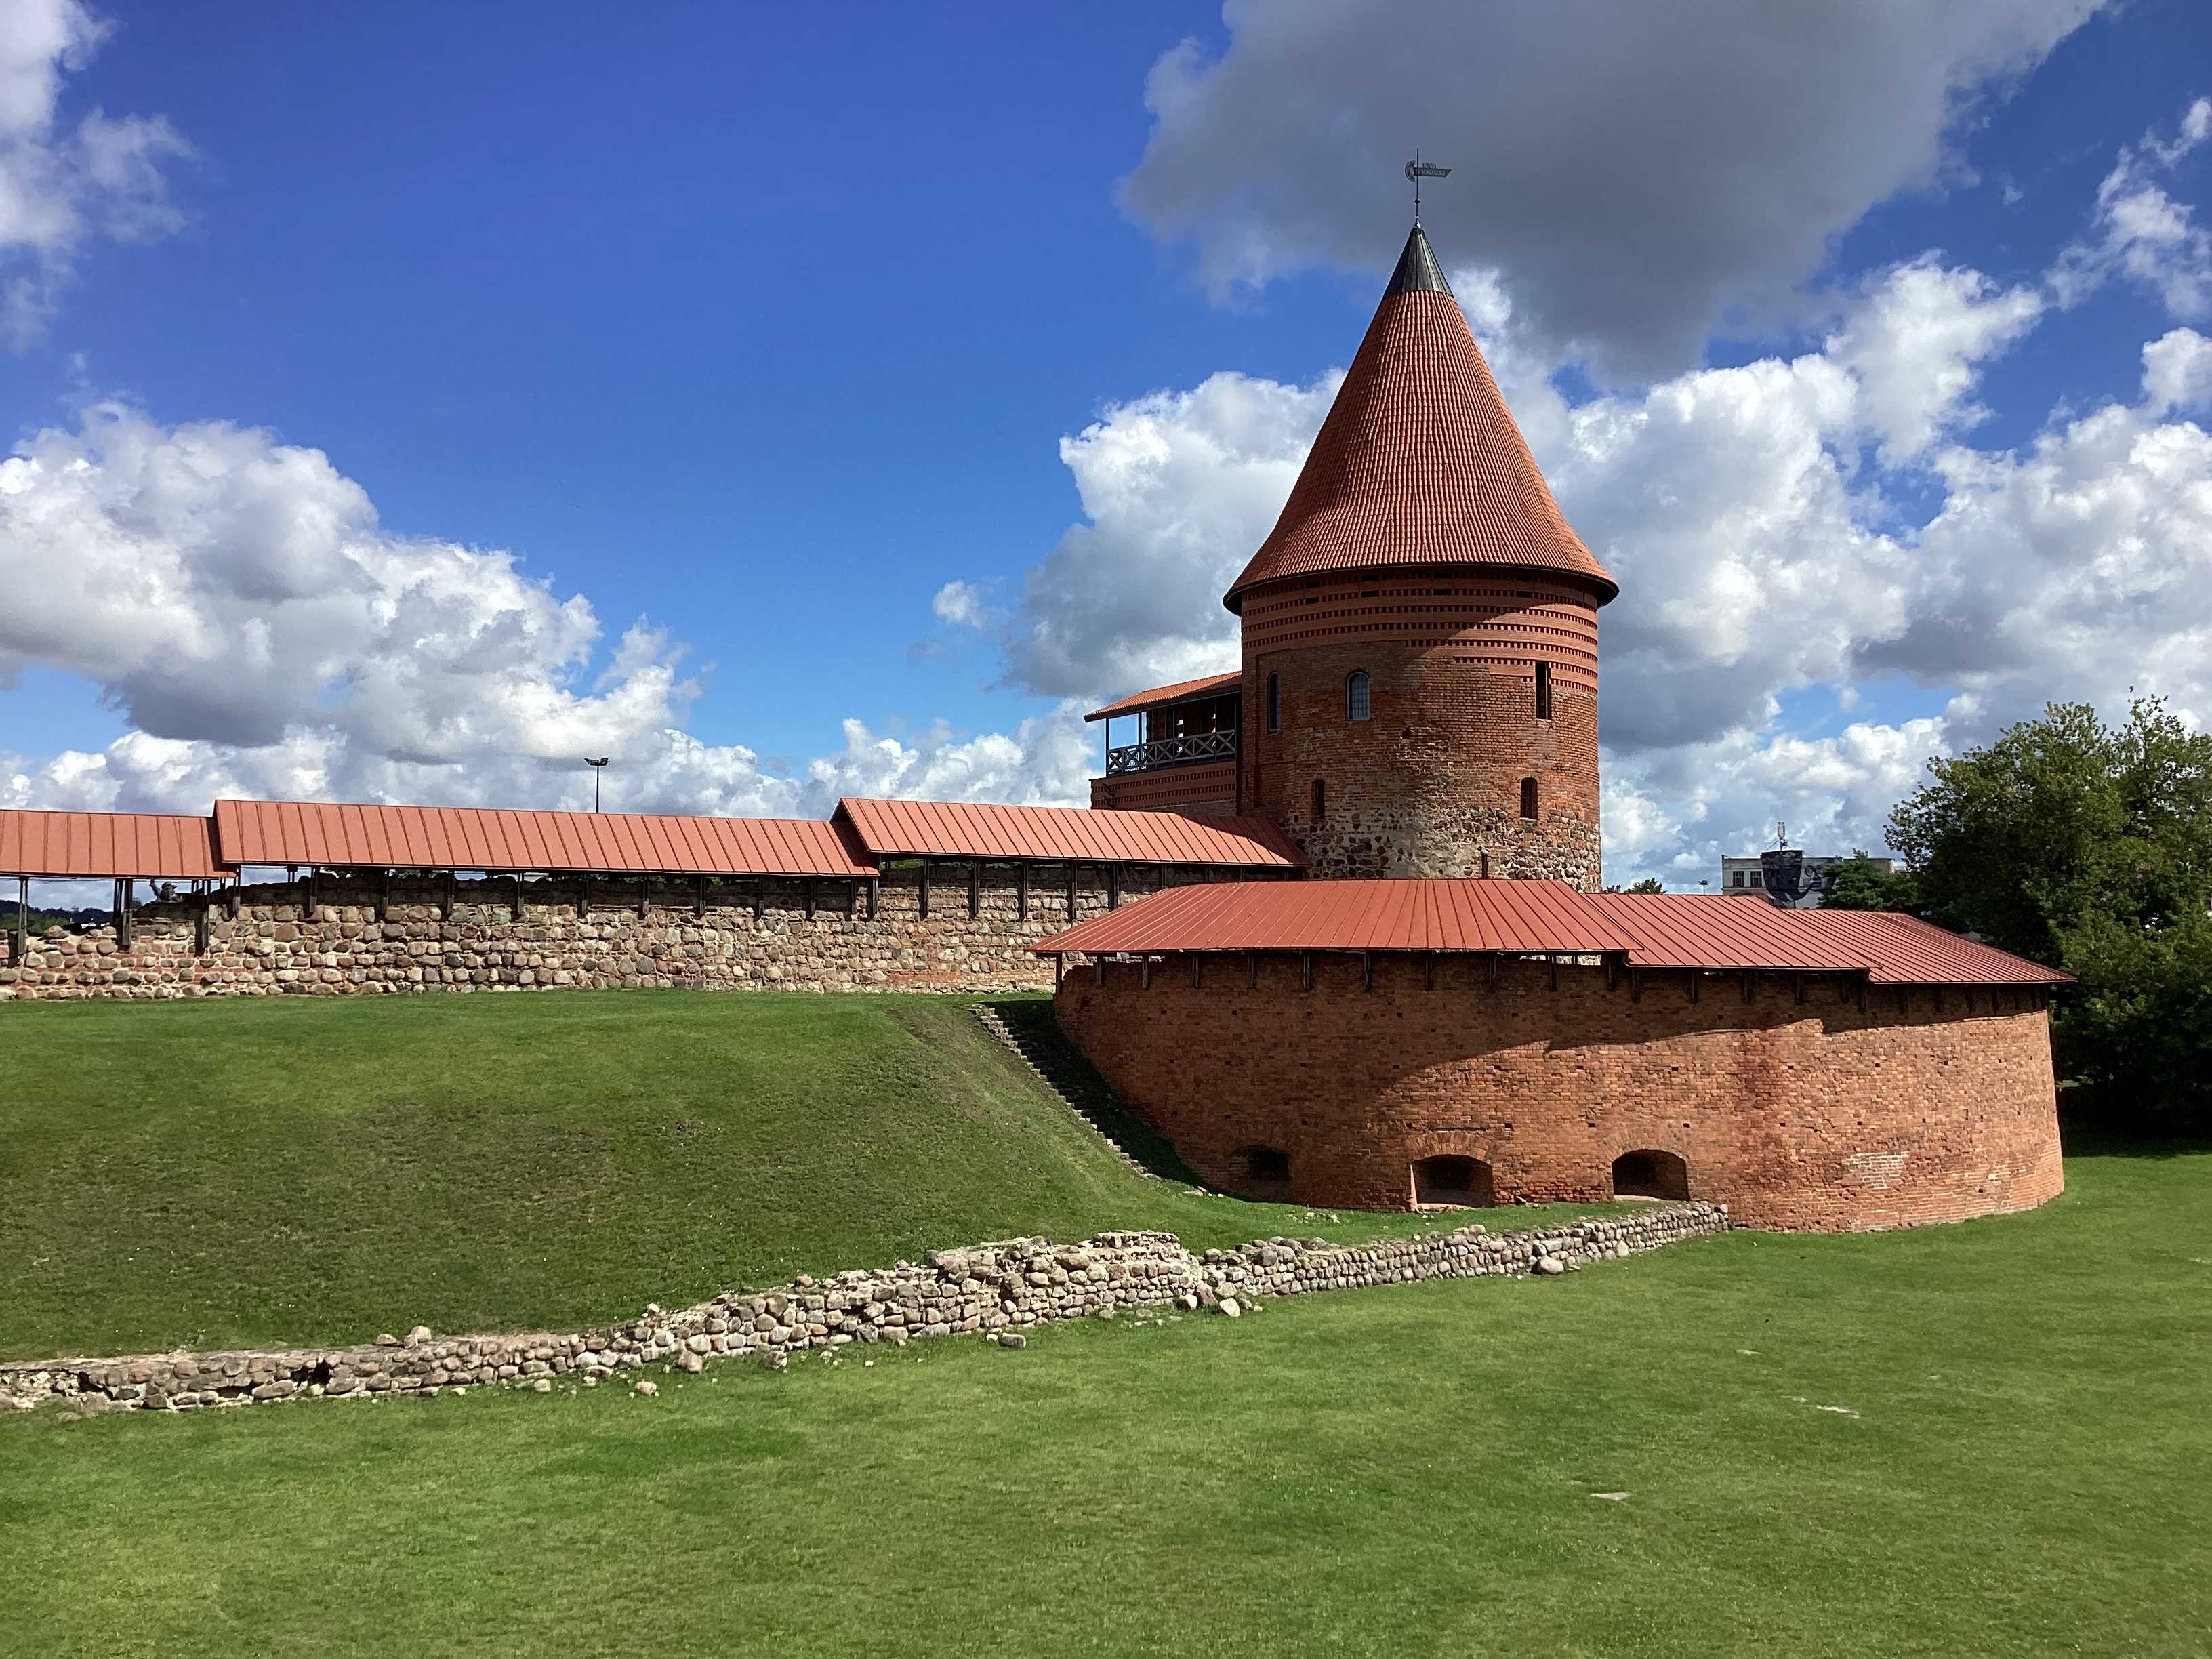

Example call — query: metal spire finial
[1404,152,1451,224]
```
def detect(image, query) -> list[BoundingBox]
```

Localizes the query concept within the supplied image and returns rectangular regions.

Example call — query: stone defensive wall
[0,865,1193,1002]
[1054,953,2064,1232]
[0,1202,1727,1414]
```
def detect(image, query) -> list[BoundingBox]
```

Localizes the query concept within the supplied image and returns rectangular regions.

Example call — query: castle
[0,225,2068,1231]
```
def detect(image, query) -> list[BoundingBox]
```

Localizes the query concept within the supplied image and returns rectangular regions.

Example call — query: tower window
[1535,662,1553,720]
[1519,777,1538,821]
[1267,672,1281,733]
[1312,779,1326,822]
[1346,670,1370,722]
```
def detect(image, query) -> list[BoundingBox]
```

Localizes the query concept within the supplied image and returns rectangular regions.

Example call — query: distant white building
[1719,851,1895,908]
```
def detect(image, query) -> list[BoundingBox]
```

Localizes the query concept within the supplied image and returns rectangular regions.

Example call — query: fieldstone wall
[0,864,1208,1002]
[0,1202,1727,1414]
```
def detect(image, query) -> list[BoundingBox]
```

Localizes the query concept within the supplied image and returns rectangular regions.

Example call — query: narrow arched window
[1534,661,1553,720]
[1266,672,1281,733]
[1312,778,1326,822]
[1519,777,1538,821]
[1346,670,1370,722]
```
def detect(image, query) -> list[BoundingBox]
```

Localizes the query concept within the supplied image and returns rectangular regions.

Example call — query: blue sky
[3,1,2209,883]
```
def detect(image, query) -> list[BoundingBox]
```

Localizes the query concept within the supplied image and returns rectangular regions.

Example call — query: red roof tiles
[1037,880,2070,988]
[1033,879,1635,956]
[832,798,1300,867]
[212,800,876,877]
[0,810,226,879]
[1223,226,1616,613]
[1085,671,1243,724]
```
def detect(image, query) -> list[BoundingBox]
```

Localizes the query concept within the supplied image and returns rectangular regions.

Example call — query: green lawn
[0,990,1593,1360]
[3,1140,2205,1656]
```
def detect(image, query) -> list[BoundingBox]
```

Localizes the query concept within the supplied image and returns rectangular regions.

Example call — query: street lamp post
[585,757,610,813]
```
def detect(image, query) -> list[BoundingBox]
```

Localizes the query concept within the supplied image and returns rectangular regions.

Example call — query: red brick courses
[1055,952,2063,1232]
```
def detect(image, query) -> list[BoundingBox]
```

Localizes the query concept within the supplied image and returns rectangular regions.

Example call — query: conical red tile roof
[1223,226,1616,613]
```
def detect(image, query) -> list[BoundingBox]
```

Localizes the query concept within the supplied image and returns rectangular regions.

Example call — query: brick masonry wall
[0,865,1212,1002]
[1054,953,2064,1232]
[1238,579,1603,886]
[1088,761,1240,815]
[1,1202,1727,1414]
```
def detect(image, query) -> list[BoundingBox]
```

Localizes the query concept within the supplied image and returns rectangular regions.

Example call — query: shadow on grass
[974,998,1203,1187]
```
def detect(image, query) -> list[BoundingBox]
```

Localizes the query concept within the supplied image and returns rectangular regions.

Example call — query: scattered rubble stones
[0,1204,1725,1416]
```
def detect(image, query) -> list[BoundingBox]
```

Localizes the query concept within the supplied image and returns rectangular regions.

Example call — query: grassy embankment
[2,1138,2205,1656]
[0,989,1596,1360]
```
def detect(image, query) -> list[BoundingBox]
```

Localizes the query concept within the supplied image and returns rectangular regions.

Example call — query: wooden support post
[1485,953,1498,989]
[695,874,707,920]
[1065,867,1078,919]
[119,878,134,948]
[1603,955,1616,992]
[1426,953,1438,992]
[846,879,857,918]
[1300,951,1313,992]
[512,874,524,920]
[228,882,241,920]
[640,874,651,920]
[752,878,765,922]
[377,867,392,922]
[575,876,588,918]
[1094,955,1105,986]
[1795,976,1808,1005]
[804,878,817,920]
[919,860,932,921]
[1246,951,1257,989]
[194,886,210,954]
[443,871,457,921]
[867,877,880,920]
[304,868,316,924]
[1141,958,1152,990]
[1629,966,1643,1003]
[1855,977,1868,1012]
[1052,953,1063,989]
[1965,987,1975,1013]
[14,874,28,966]
[968,861,979,920]
[1362,950,1374,991]
[1740,972,1754,1002]
[1107,864,1121,910]
[1016,862,1029,921]
[1191,954,1202,989]
[1686,970,1700,1003]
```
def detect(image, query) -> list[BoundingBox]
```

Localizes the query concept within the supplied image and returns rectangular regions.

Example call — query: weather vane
[1404,152,1451,222]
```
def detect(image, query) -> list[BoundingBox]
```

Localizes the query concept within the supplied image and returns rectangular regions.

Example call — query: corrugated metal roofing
[0,810,226,879]
[833,798,1301,867]
[1223,226,1617,613]
[1085,670,1244,724]
[1035,882,2070,988]
[212,800,876,877]
[1031,879,1635,956]
[1585,894,2068,984]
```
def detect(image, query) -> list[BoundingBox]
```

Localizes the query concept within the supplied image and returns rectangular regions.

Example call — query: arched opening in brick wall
[1519,777,1539,821]
[1612,1149,1689,1200]
[1412,1155,1494,1207]
[1229,1144,1293,1200]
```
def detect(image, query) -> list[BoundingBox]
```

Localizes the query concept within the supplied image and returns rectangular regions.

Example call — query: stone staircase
[971,1001,1191,1183]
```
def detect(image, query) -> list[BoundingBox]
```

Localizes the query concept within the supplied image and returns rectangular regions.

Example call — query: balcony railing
[1105,730,1240,775]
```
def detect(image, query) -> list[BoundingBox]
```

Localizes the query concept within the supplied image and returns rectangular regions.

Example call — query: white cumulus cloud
[2051,96,2212,319]
[0,0,190,344]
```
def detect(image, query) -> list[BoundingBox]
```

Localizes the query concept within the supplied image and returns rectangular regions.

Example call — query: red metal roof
[1031,878,1635,956]
[0,810,226,879]
[1085,670,1243,724]
[212,800,876,877]
[833,798,1301,867]
[1035,881,2070,988]
[1223,226,1616,614]
[1584,893,2069,985]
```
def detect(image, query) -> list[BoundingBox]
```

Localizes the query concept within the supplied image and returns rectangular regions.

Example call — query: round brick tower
[1227,224,1617,886]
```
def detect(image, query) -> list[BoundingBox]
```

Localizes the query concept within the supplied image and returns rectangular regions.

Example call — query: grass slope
[0,991,1591,1359]
[3,1142,2205,1657]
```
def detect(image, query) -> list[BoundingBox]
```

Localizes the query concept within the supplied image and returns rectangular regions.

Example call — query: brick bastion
[1053,952,2064,1232]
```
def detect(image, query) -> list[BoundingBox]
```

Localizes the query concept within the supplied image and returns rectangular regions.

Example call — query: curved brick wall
[1237,572,1603,885]
[1054,952,2064,1232]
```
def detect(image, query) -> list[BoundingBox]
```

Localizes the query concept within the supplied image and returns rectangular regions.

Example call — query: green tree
[1820,851,1914,912]
[1887,699,2212,1132]
[1629,876,1666,893]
